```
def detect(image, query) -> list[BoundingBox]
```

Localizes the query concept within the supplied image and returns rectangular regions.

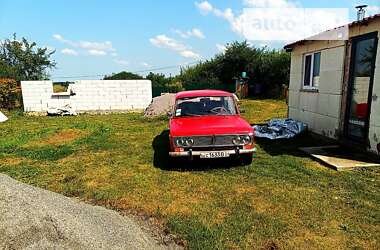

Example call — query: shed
[284,14,380,155]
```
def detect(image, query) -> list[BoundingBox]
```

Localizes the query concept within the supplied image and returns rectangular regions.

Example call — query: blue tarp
[253,118,307,140]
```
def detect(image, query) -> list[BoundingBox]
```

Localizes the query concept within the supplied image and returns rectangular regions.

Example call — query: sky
[0,0,379,81]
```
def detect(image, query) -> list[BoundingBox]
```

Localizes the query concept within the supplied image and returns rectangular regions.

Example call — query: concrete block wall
[21,80,152,113]
[21,81,54,112]
[288,45,345,139]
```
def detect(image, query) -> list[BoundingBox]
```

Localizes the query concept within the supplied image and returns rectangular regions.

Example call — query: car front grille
[192,135,237,147]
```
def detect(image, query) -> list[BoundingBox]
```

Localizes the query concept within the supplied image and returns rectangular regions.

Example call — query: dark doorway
[344,32,378,144]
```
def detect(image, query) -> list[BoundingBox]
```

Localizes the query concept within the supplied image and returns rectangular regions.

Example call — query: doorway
[344,32,378,143]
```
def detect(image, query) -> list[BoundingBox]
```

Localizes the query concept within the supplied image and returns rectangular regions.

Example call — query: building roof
[176,89,232,99]
[284,13,380,51]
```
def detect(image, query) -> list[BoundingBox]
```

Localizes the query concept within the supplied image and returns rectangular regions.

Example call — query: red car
[169,90,255,164]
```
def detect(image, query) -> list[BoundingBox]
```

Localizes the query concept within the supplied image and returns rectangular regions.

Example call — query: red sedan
[169,90,255,164]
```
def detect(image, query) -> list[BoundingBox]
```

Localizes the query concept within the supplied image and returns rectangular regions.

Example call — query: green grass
[0,100,379,249]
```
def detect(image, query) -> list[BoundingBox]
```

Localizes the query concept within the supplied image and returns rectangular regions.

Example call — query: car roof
[175,90,233,99]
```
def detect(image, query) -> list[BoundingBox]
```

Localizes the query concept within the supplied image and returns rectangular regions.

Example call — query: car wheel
[240,153,253,165]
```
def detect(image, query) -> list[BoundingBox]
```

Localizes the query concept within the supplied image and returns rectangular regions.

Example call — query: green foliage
[104,71,143,80]
[146,72,184,97]
[102,41,290,97]
[0,34,56,81]
[179,41,291,97]
[0,78,18,109]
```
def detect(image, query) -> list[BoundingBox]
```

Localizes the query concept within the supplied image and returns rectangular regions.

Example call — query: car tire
[240,153,253,165]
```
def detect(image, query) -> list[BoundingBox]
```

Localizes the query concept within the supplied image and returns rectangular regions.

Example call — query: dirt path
[0,174,179,250]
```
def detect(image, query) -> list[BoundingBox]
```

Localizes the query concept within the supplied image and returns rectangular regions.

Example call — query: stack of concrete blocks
[21,81,54,112]
[21,80,152,113]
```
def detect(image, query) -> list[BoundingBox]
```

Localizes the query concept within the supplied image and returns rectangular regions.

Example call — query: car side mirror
[167,111,173,117]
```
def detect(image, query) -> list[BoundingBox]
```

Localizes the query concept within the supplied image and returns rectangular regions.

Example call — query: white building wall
[368,30,380,154]
[288,45,346,139]
[21,80,152,113]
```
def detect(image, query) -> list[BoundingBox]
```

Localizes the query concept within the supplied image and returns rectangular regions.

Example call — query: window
[303,52,321,89]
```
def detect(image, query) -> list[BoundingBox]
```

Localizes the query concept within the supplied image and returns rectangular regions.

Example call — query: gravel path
[0,174,176,250]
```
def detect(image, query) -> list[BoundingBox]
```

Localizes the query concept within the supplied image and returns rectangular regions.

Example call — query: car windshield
[175,96,237,117]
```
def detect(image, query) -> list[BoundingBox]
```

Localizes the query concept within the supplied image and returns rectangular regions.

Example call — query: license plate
[200,151,230,158]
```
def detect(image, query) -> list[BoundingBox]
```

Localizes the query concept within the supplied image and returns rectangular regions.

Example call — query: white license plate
[200,151,230,158]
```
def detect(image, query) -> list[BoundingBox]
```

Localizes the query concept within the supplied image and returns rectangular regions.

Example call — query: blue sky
[0,0,379,80]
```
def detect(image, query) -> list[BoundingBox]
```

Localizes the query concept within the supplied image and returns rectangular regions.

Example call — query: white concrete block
[319,70,343,95]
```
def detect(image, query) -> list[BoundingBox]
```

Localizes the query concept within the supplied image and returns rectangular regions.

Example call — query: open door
[345,32,378,144]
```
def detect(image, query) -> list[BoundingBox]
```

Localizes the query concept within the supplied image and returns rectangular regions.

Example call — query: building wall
[288,41,346,139]
[21,80,152,113]
[288,18,380,153]
[363,19,380,154]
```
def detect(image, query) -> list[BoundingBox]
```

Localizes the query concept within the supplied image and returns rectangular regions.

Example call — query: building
[284,14,380,154]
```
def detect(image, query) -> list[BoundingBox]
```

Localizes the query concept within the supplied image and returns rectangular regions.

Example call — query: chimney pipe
[355,5,368,21]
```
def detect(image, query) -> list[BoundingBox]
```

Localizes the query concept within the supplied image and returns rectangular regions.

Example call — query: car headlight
[241,135,252,145]
[184,138,194,147]
[232,135,252,145]
[175,138,185,147]
[232,135,242,145]
[174,137,194,147]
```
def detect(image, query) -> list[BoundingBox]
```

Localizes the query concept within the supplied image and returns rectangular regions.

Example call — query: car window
[175,96,237,117]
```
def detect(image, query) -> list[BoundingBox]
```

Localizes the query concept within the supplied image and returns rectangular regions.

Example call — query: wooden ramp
[299,145,380,171]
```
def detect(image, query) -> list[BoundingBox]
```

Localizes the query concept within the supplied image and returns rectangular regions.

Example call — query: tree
[0,34,56,81]
[104,41,290,98]
[178,41,290,97]
[146,72,184,96]
[104,71,143,80]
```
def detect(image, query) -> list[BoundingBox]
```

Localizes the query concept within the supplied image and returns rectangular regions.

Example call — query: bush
[0,78,18,109]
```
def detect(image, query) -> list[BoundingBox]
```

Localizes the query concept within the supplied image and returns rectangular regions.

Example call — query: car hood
[170,115,253,136]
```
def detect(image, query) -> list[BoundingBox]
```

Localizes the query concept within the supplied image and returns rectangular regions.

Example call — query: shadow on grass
[256,133,330,157]
[152,130,242,171]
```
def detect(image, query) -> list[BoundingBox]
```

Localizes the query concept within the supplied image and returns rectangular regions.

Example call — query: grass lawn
[0,99,379,249]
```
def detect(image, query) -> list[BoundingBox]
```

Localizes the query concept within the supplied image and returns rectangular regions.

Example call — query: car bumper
[169,147,256,157]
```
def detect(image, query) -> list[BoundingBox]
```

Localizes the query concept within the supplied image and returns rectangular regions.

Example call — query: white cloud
[88,49,107,56]
[150,34,201,59]
[195,1,235,22]
[111,52,118,57]
[174,28,205,39]
[114,59,129,65]
[61,48,78,56]
[367,5,380,15]
[216,43,226,52]
[213,8,235,22]
[243,0,299,8]
[53,34,64,41]
[195,1,213,15]
[191,28,205,39]
[141,62,151,67]
[195,1,348,41]
[179,50,201,59]
[52,34,115,56]
[150,35,187,51]
[78,41,115,51]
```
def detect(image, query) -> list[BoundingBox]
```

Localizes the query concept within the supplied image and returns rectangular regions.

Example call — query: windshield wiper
[179,113,202,117]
